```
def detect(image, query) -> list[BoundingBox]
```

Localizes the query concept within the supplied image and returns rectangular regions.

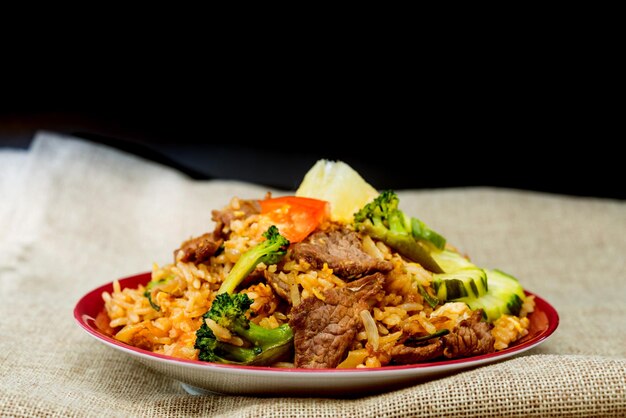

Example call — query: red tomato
[259,196,329,243]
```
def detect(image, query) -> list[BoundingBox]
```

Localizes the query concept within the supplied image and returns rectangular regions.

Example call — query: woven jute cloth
[1,132,624,417]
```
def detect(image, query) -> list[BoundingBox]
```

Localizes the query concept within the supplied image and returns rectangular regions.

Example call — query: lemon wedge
[296,160,379,223]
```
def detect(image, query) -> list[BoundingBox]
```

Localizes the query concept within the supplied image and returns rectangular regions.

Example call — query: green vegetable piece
[430,250,475,273]
[143,276,173,311]
[456,269,526,322]
[218,225,290,295]
[194,293,294,365]
[417,282,439,308]
[354,190,443,273]
[411,217,446,250]
[433,268,488,301]
[406,329,450,343]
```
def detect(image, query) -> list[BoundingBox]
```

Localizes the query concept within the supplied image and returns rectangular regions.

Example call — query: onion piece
[361,235,385,260]
[360,309,379,351]
[290,283,301,307]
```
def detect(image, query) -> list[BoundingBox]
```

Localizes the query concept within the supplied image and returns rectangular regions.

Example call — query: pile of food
[101,160,535,368]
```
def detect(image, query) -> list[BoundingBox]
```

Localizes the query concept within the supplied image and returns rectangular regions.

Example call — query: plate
[74,272,559,397]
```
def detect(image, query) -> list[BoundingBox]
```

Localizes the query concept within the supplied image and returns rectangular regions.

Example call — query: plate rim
[74,272,559,376]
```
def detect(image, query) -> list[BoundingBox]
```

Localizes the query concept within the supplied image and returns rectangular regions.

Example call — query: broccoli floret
[354,190,445,273]
[218,225,290,295]
[194,225,293,365]
[194,293,293,365]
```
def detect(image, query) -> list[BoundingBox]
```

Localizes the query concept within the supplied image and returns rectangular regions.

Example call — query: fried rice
[102,196,534,368]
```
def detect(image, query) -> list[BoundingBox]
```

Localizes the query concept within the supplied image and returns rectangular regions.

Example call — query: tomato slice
[259,196,329,243]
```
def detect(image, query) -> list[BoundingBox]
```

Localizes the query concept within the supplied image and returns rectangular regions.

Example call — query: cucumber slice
[430,250,475,273]
[411,217,446,250]
[457,269,525,322]
[426,251,527,322]
[430,250,488,302]
[433,268,488,301]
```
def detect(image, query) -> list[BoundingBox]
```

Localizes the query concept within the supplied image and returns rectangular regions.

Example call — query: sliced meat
[211,199,261,238]
[443,310,495,358]
[391,309,494,365]
[174,199,260,263]
[175,232,223,264]
[265,270,291,302]
[291,228,393,279]
[390,339,444,365]
[289,273,385,368]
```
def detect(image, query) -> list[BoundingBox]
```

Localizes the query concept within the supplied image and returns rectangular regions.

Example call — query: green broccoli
[218,225,290,295]
[194,293,293,365]
[195,226,293,365]
[354,190,445,273]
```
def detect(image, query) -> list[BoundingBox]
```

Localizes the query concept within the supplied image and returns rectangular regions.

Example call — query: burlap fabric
[1,132,624,417]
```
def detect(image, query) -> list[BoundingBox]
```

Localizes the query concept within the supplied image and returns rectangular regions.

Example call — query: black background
[1,22,620,199]
[0,103,620,199]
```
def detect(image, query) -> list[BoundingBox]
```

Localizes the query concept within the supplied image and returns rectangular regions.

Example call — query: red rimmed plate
[74,272,559,397]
